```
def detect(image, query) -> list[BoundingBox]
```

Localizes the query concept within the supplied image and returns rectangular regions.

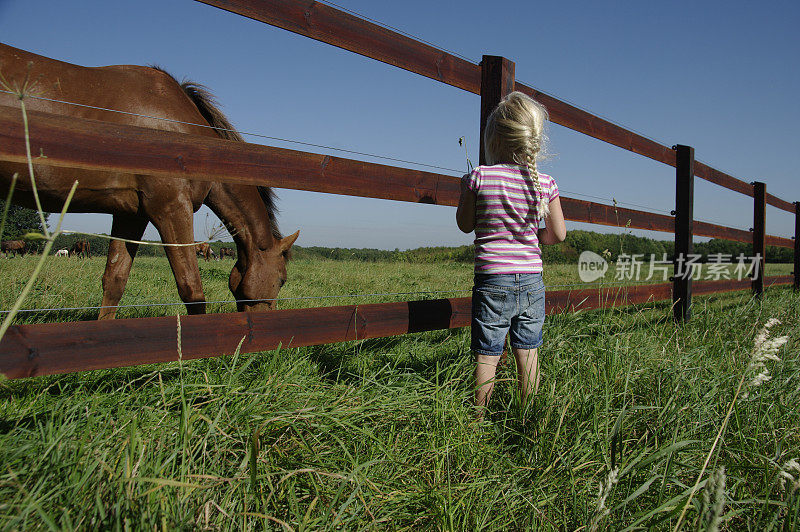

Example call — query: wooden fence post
[752,181,766,297]
[794,202,800,291]
[673,145,694,322]
[792,201,800,292]
[479,56,515,166]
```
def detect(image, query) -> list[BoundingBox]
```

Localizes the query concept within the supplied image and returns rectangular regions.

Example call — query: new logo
[578,251,609,282]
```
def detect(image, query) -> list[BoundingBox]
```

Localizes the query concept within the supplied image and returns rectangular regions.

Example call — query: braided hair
[483,91,550,220]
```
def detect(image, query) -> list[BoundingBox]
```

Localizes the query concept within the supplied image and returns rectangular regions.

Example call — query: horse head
[228,230,299,311]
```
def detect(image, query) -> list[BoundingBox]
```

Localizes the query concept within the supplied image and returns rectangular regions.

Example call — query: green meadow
[0,255,797,530]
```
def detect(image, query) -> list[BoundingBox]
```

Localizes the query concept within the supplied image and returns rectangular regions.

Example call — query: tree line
[293,230,793,264]
[2,201,793,262]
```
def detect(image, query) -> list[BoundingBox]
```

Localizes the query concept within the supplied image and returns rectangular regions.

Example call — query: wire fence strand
[0,279,689,315]
[0,89,461,174]
[1,89,681,217]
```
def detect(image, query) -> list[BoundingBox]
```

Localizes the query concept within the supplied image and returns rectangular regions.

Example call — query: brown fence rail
[0,1,797,379]
[196,0,795,214]
[3,276,791,379]
[2,105,792,249]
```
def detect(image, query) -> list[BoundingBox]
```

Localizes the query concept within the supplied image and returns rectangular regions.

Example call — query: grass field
[0,256,792,319]
[0,255,798,530]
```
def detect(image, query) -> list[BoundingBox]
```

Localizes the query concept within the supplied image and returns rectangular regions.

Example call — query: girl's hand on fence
[456,175,477,233]
[461,173,471,192]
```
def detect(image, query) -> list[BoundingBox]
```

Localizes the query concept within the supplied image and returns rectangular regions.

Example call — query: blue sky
[0,0,797,249]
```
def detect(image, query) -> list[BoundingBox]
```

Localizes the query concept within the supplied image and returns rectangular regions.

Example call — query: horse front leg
[99,214,149,320]
[150,209,206,315]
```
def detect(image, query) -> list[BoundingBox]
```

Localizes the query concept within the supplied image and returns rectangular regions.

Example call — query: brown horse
[195,242,212,262]
[219,247,235,259]
[69,239,90,258]
[0,43,299,319]
[1,239,26,257]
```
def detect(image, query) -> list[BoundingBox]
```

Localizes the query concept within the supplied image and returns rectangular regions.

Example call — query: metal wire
[5,0,781,216]
[0,289,469,314]
[517,77,672,152]
[320,1,784,212]
[558,188,673,215]
[693,215,793,240]
[317,0,478,64]
[0,279,679,315]
[0,97,678,216]
[693,216,751,233]
[0,89,462,174]
[316,0,675,162]
[0,6,787,322]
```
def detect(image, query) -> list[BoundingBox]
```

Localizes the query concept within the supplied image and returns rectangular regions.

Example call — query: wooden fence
[0,0,796,379]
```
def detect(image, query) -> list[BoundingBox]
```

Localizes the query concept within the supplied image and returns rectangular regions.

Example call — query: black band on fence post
[752,182,766,297]
[673,145,694,322]
[794,202,800,292]
[479,56,515,166]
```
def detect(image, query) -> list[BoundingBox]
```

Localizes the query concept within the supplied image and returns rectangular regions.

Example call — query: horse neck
[204,182,275,256]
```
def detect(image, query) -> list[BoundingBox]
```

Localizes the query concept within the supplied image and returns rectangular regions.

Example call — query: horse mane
[149,66,283,242]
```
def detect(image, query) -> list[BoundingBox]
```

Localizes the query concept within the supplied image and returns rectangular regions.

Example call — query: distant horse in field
[1,239,26,257]
[195,242,213,262]
[55,248,69,257]
[69,240,90,258]
[219,247,235,259]
[0,43,299,319]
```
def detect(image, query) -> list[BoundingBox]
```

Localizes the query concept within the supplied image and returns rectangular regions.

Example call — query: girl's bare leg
[475,354,501,419]
[513,347,540,401]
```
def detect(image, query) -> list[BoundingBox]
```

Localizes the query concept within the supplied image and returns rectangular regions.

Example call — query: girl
[456,91,566,417]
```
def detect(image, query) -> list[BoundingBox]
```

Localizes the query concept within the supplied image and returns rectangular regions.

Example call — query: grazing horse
[219,247,235,259]
[195,242,212,262]
[69,239,90,258]
[1,239,26,257]
[55,248,69,257]
[0,43,299,319]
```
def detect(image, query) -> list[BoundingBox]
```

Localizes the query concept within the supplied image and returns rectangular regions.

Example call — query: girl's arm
[538,197,566,245]
[456,175,477,233]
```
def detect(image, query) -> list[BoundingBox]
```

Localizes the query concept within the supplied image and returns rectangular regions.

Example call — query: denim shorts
[471,272,546,356]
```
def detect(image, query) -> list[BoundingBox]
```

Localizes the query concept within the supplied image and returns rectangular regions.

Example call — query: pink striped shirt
[464,165,559,274]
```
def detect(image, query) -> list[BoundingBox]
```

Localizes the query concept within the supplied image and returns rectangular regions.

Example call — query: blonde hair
[483,91,550,219]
